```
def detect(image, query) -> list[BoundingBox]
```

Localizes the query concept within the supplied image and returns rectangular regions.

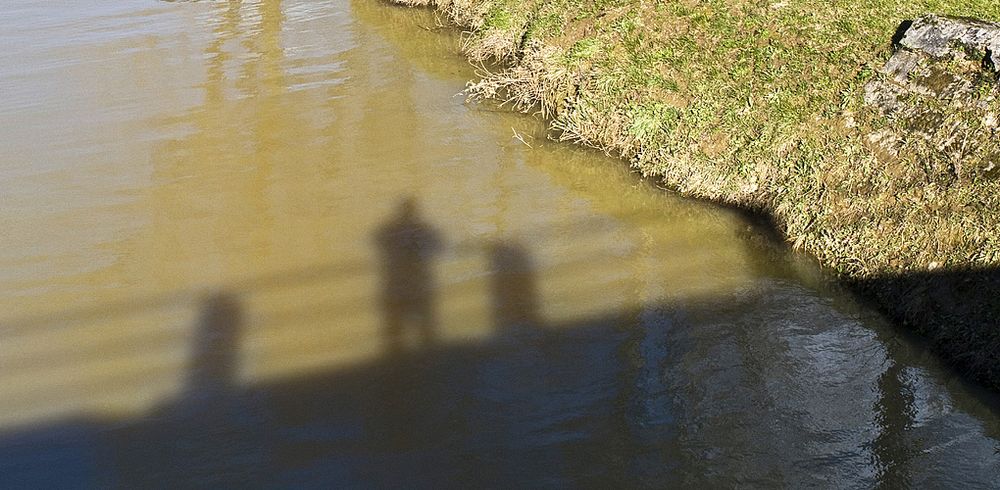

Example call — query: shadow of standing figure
[185,293,243,400]
[375,197,443,354]
[490,240,541,333]
[118,292,269,489]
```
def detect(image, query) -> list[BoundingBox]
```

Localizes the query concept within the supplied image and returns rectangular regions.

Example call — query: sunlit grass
[408,0,1000,278]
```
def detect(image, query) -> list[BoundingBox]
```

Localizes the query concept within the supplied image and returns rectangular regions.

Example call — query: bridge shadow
[0,290,639,487]
[0,197,605,488]
[1,201,1000,488]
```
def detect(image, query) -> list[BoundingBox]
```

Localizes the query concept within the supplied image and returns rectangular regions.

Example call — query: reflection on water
[872,356,917,488]
[0,0,999,487]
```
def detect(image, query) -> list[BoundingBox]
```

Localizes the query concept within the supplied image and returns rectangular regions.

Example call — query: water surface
[1,0,999,487]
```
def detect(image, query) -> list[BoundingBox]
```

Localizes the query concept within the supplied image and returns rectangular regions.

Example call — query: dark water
[0,0,998,487]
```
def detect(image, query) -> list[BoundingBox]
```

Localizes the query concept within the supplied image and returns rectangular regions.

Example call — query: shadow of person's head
[399,196,417,221]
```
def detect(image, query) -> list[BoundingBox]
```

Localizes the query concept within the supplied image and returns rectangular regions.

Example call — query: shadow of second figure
[490,240,541,333]
[375,197,443,354]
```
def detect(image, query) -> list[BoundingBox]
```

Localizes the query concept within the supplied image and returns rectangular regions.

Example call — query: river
[1,0,998,487]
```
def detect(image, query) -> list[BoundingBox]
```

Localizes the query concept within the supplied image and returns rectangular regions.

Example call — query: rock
[898,15,1000,70]
[864,15,1000,181]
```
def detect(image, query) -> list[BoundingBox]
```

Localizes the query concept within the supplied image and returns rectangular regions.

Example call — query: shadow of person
[150,292,267,488]
[185,292,243,401]
[374,197,443,355]
[489,240,541,335]
[106,292,268,488]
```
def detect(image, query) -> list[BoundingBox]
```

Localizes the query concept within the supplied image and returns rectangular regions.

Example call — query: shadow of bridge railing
[0,212,621,335]
[0,204,683,426]
[0,200,685,486]
[2,197,1000,487]
[3,267,999,488]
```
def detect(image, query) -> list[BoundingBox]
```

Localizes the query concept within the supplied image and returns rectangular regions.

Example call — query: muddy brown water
[1,0,998,487]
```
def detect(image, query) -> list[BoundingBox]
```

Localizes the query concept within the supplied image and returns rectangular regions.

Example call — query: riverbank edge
[384,0,1000,390]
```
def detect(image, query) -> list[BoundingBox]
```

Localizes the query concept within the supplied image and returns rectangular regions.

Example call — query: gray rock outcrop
[864,15,1000,181]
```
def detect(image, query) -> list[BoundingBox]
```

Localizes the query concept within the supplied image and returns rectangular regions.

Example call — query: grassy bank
[390,0,1000,387]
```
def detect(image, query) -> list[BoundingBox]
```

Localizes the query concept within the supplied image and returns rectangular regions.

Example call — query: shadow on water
[2,0,996,486]
[185,293,243,399]
[850,266,1000,487]
[1,199,1000,488]
[852,268,1000,390]
[738,211,1000,487]
[102,293,267,488]
[375,198,443,355]
[489,240,542,333]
